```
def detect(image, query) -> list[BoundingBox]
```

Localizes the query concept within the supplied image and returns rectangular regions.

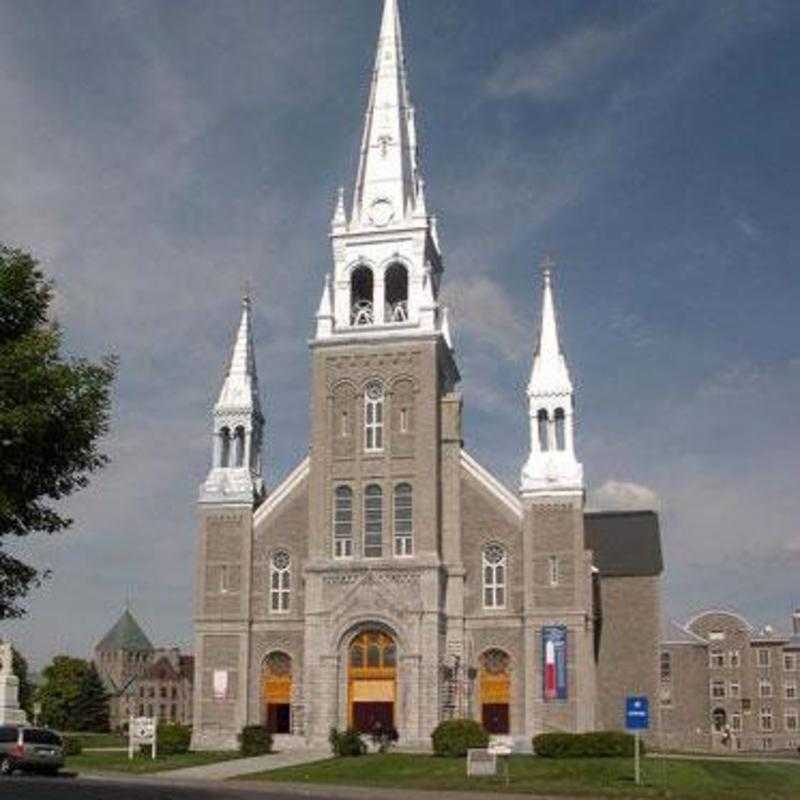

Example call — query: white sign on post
[467,748,496,777]
[488,736,513,786]
[128,716,157,760]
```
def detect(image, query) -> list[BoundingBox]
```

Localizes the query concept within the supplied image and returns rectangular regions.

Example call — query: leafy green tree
[37,655,109,732]
[0,245,116,618]
[11,647,33,716]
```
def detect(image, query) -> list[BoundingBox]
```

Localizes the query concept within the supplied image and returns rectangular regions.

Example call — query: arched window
[393,483,413,556]
[333,486,353,559]
[234,426,246,467]
[537,409,549,452]
[554,408,565,451]
[270,551,290,613]
[351,266,374,326]
[364,484,383,558]
[384,263,409,323]
[483,544,507,609]
[364,382,384,452]
[219,427,231,467]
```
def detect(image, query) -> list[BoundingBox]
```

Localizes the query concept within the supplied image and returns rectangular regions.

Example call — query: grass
[61,731,127,749]
[66,749,243,775]
[242,752,800,799]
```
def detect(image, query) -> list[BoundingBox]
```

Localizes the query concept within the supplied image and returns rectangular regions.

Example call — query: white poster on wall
[213,669,228,700]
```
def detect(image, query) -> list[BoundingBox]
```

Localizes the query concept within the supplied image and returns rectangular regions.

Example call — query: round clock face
[368,198,394,227]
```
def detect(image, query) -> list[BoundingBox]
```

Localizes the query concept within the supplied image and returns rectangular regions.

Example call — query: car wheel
[0,756,15,776]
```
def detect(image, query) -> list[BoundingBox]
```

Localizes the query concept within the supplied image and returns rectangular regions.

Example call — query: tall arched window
[364,382,384,452]
[537,409,549,452]
[219,427,231,467]
[384,263,409,322]
[270,551,290,613]
[234,426,246,467]
[333,486,353,559]
[483,544,507,609]
[364,484,383,558]
[351,266,374,326]
[393,483,413,556]
[554,408,565,451]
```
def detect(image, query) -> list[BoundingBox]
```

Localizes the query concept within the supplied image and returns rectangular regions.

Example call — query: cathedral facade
[191,0,663,751]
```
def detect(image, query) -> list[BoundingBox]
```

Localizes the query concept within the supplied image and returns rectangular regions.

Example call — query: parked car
[0,725,65,776]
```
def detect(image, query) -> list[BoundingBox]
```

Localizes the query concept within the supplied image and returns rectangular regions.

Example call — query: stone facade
[190,0,664,752]
[659,610,800,753]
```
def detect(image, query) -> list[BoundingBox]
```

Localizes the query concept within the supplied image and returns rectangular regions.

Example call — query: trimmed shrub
[431,719,489,758]
[532,731,641,758]
[368,723,399,754]
[61,736,82,756]
[157,723,192,755]
[239,725,273,756]
[328,727,367,757]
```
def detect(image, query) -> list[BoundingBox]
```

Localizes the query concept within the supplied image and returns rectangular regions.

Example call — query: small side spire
[315,273,334,338]
[332,187,347,231]
[521,257,582,496]
[200,295,265,505]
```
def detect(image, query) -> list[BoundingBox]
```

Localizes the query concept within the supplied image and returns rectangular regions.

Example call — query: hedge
[328,727,367,757]
[431,719,489,757]
[532,731,642,758]
[239,725,273,756]
[156,723,192,755]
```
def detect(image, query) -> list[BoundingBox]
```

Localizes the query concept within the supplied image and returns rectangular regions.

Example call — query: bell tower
[303,0,459,747]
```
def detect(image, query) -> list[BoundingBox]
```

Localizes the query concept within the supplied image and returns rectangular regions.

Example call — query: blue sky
[2,0,798,667]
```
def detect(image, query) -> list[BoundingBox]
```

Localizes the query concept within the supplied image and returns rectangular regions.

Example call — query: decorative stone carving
[0,640,28,725]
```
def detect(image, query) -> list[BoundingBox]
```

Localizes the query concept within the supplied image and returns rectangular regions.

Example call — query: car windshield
[22,729,62,745]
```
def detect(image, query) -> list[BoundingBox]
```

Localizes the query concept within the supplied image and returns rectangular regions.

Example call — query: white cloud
[588,480,661,512]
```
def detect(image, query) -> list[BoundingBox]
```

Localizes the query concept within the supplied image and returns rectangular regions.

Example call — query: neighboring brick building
[660,610,800,752]
[94,609,193,729]
[190,0,664,751]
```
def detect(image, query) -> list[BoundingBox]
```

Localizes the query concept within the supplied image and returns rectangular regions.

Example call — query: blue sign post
[625,696,649,785]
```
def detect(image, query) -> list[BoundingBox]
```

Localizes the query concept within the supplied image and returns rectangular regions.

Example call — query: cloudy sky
[2,0,799,667]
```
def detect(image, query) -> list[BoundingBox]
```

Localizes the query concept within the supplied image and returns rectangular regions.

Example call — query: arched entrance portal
[480,649,510,734]
[348,630,396,733]
[262,652,292,734]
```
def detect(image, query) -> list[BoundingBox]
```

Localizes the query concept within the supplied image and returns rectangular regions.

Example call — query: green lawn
[66,750,242,775]
[243,753,800,800]
[61,731,127,749]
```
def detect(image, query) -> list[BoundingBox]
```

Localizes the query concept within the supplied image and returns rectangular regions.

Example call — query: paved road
[0,774,319,799]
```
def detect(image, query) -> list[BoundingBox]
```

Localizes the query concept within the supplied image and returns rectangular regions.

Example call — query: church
[191,0,663,751]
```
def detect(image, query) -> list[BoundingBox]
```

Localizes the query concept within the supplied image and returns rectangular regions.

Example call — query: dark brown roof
[142,656,179,681]
[584,510,664,577]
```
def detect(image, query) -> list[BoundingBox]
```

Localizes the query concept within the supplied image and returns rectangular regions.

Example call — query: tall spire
[521,259,582,496]
[528,258,573,396]
[200,296,265,504]
[351,0,421,227]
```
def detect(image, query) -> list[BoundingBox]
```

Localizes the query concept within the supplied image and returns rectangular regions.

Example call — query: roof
[583,510,663,577]
[96,609,154,653]
[142,656,179,682]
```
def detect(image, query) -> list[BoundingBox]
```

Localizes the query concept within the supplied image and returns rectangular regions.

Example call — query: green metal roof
[96,609,153,653]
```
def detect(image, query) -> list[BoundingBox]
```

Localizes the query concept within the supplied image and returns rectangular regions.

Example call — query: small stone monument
[0,640,29,725]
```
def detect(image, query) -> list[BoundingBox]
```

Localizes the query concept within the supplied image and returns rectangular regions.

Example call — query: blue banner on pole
[542,626,568,701]
[625,696,649,730]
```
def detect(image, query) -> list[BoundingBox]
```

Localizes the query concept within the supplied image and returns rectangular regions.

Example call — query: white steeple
[200,296,265,505]
[351,0,421,226]
[521,260,583,496]
[320,0,451,350]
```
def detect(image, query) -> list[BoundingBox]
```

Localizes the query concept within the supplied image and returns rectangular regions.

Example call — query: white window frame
[660,651,672,683]
[333,486,354,559]
[710,650,725,668]
[760,707,773,732]
[548,555,560,587]
[363,484,383,558]
[785,681,797,700]
[711,679,726,699]
[785,654,796,672]
[730,650,741,669]
[709,630,725,641]
[270,551,290,613]
[757,648,771,668]
[729,681,740,698]
[731,712,742,732]
[786,711,799,732]
[482,544,507,610]
[393,483,413,557]
[759,679,773,698]
[364,382,385,452]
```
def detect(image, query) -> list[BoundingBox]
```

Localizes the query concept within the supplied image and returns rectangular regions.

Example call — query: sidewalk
[154,747,331,780]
